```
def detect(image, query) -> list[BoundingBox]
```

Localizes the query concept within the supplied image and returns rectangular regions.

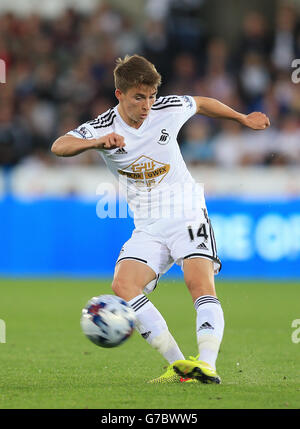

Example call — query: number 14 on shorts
[187,223,208,242]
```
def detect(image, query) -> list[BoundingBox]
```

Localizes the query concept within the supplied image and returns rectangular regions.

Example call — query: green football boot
[173,356,221,384]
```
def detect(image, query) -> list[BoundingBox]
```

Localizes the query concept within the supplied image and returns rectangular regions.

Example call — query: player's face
[115,85,157,128]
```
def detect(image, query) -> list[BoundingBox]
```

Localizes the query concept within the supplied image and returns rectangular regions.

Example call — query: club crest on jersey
[158,129,170,145]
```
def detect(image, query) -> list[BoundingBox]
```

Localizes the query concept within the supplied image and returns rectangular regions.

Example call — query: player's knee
[111,276,141,300]
[111,277,128,296]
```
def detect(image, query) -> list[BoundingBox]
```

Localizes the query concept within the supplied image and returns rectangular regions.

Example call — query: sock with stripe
[128,294,185,364]
[194,295,224,370]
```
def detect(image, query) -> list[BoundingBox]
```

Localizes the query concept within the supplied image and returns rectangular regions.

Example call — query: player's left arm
[193,96,270,130]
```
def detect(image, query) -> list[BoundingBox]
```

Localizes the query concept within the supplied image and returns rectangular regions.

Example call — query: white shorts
[116,208,222,294]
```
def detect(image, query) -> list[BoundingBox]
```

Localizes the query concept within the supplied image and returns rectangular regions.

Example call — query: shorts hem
[116,256,160,277]
[117,256,148,265]
[182,253,222,274]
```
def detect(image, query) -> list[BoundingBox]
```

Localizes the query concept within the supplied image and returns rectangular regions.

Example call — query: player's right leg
[111,258,187,383]
[112,258,155,301]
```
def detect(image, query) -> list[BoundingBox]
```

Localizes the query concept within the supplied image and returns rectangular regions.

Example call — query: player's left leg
[173,258,224,383]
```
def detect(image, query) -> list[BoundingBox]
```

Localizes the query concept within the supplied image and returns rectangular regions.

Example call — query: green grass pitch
[0,277,299,409]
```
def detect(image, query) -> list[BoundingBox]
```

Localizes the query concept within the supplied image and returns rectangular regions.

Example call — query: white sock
[194,295,224,370]
[128,294,185,364]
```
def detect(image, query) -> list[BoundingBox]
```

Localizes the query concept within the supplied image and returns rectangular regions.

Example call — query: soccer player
[51,55,270,384]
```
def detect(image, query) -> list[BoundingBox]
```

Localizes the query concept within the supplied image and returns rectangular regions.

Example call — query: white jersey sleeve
[67,122,98,140]
[151,95,197,132]
[66,108,117,144]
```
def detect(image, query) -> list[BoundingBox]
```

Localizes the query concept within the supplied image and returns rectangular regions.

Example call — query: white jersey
[68,95,205,227]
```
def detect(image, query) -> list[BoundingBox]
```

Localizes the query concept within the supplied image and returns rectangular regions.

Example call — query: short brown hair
[113,54,161,92]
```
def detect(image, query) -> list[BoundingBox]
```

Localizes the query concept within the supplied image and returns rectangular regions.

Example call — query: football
[80,294,136,348]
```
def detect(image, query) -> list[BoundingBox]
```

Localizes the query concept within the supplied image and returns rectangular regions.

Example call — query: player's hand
[240,112,270,130]
[94,133,126,150]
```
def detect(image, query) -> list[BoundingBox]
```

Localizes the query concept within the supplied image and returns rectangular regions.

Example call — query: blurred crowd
[1,0,300,169]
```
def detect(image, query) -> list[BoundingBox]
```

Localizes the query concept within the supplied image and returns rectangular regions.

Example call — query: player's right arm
[51,132,125,157]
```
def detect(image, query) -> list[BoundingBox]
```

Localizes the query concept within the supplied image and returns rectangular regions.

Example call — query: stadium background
[1,0,300,280]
